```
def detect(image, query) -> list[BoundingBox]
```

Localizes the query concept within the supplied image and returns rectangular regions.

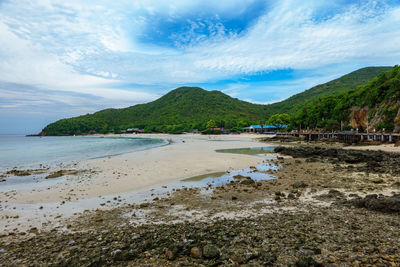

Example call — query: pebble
[190,247,202,258]
[165,249,176,260]
[202,244,220,259]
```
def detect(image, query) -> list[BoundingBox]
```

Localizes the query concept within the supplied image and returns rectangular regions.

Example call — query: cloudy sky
[1,0,400,134]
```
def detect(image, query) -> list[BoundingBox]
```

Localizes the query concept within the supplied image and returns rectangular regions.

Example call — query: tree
[230,126,243,133]
[267,113,290,130]
[206,119,217,129]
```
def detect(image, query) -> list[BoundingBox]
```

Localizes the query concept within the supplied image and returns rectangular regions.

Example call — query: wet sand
[0,134,270,203]
[0,133,272,232]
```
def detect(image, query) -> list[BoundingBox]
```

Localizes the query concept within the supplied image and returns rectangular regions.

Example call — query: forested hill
[42,87,269,135]
[263,66,392,116]
[293,65,400,132]
[41,66,393,135]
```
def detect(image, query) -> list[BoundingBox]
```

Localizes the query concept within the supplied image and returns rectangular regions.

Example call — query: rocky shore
[1,142,399,266]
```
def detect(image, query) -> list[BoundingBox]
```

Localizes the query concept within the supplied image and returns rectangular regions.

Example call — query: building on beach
[243,124,286,133]
[126,128,145,133]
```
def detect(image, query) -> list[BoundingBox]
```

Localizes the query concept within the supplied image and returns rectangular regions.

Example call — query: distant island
[40,66,399,135]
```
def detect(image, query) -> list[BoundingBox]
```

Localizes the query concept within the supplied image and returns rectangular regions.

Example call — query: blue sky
[1,0,400,134]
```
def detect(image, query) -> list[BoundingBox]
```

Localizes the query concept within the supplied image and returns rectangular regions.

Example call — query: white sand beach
[0,134,272,232]
[4,134,269,204]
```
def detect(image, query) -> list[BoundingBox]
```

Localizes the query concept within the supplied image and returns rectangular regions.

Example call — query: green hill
[293,66,400,132]
[264,66,392,116]
[42,87,269,135]
[41,66,393,135]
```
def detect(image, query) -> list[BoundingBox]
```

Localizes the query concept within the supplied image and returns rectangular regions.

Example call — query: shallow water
[1,152,278,218]
[0,135,166,171]
[215,146,275,155]
[0,174,68,192]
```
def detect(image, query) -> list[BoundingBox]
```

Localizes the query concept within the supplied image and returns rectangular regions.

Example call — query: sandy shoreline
[0,133,272,231]
[4,134,270,203]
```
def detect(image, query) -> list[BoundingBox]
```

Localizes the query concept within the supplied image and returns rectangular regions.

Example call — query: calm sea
[0,135,166,171]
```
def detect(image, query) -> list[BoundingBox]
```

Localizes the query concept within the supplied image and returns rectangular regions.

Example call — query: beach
[1,135,400,266]
[0,134,267,203]
[0,133,270,231]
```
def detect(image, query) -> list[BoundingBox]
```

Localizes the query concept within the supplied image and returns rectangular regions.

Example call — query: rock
[260,253,278,265]
[111,249,122,259]
[6,169,32,176]
[305,157,319,163]
[28,227,38,233]
[292,181,308,188]
[233,175,251,181]
[202,244,220,259]
[345,194,400,213]
[45,170,65,179]
[112,249,136,261]
[274,145,400,175]
[139,203,150,208]
[240,178,255,185]
[328,256,337,263]
[165,248,177,260]
[231,196,238,200]
[190,247,202,258]
[314,189,345,201]
[295,256,321,267]
[371,178,384,184]
[231,255,243,264]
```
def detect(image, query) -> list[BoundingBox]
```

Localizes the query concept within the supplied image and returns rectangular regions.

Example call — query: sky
[0,0,400,134]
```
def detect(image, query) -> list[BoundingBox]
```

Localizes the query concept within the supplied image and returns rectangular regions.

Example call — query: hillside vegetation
[41,66,393,135]
[43,87,269,135]
[293,65,400,132]
[264,67,392,116]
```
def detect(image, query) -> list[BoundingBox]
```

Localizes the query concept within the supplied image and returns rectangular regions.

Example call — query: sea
[0,135,167,171]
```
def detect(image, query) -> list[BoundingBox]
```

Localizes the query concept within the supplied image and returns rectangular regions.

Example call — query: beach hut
[244,124,279,133]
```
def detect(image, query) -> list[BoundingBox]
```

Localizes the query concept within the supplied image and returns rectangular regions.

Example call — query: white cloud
[192,0,400,73]
[0,0,399,114]
[0,20,158,105]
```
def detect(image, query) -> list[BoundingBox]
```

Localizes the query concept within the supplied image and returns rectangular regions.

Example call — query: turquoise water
[0,135,166,171]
